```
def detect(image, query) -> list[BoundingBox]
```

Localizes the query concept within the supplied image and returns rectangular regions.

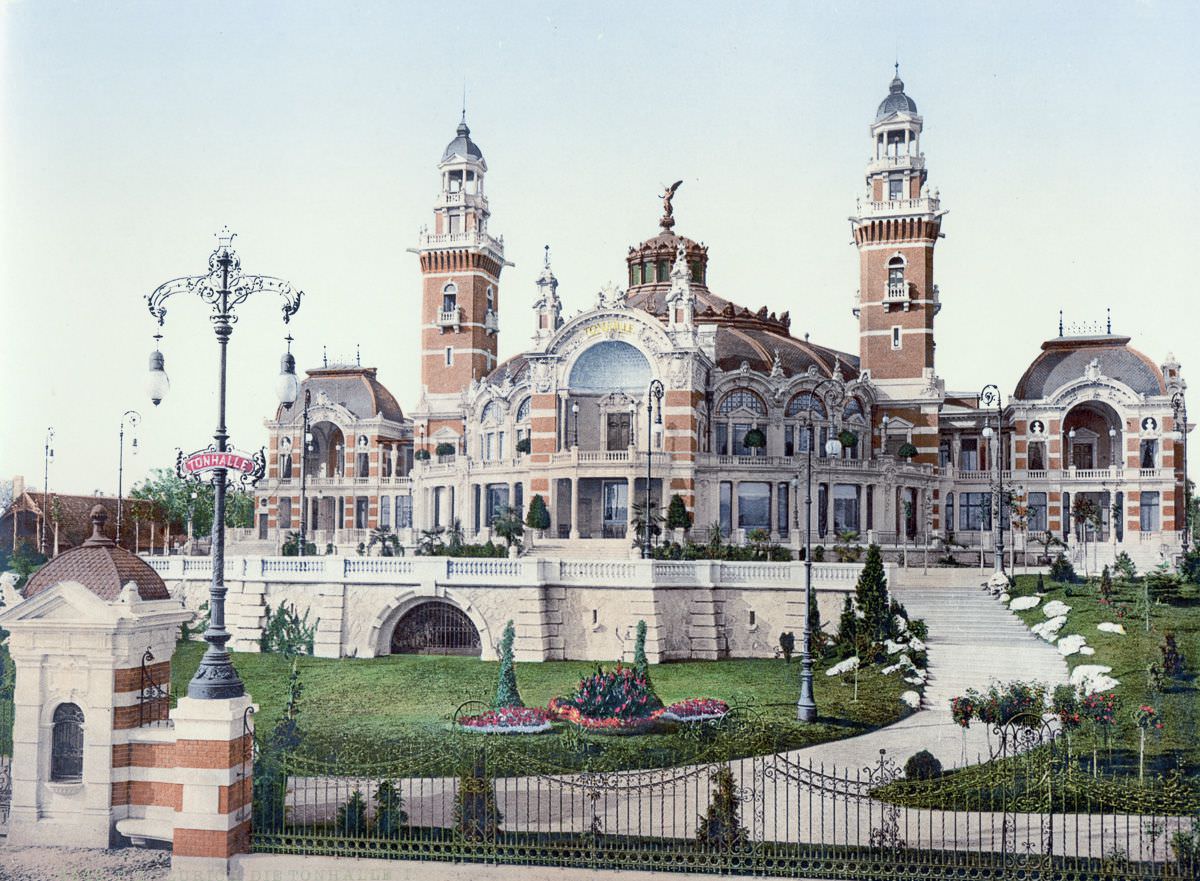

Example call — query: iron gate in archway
[390,601,481,656]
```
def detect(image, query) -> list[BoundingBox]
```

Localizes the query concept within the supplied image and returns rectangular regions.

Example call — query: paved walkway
[784,578,1070,773]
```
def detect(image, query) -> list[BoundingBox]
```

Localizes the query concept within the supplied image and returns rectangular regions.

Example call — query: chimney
[12,475,24,498]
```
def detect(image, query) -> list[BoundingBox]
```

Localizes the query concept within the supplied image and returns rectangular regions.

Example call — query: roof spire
[1058,310,1064,337]
[543,244,551,269]
[1106,306,1112,335]
[356,343,361,367]
[323,345,328,368]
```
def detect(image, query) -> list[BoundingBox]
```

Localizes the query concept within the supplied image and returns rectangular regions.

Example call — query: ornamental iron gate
[390,601,482,656]
[251,707,1198,879]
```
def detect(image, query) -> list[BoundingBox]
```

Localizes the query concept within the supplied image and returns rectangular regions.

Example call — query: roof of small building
[876,72,918,122]
[3,492,170,551]
[1014,335,1166,401]
[23,505,171,602]
[275,365,405,424]
[442,119,484,163]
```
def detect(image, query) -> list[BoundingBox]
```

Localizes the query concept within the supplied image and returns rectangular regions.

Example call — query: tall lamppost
[298,388,312,556]
[791,378,845,722]
[1173,392,1190,553]
[116,410,141,547]
[641,380,664,558]
[186,489,198,555]
[980,384,1005,574]
[145,228,303,700]
[571,400,580,448]
[41,427,55,555]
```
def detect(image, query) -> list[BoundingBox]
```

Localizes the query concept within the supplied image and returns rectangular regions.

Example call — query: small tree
[524,495,550,535]
[1099,564,1113,600]
[631,620,661,708]
[695,766,747,850]
[368,526,400,557]
[1036,572,1046,594]
[336,789,369,837]
[666,495,692,532]
[1160,631,1186,677]
[808,589,829,656]
[491,505,524,549]
[374,779,408,837]
[493,620,523,709]
[435,441,457,458]
[1114,551,1137,582]
[835,595,857,656]
[779,631,795,664]
[854,544,889,645]
[455,753,502,841]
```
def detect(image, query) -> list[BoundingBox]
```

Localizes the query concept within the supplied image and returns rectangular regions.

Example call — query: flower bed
[660,698,730,723]
[458,706,553,735]
[548,698,665,733]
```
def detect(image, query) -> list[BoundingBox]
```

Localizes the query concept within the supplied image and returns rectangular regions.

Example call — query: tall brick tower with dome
[411,115,511,457]
[851,67,948,466]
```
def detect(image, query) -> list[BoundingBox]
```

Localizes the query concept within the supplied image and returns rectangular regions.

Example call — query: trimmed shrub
[336,789,368,837]
[666,494,692,530]
[374,779,408,837]
[1049,554,1076,584]
[524,495,550,531]
[435,442,456,457]
[904,749,943,781]
[779,631,795,664]
[855,544,890,644]
[493,620,523,709]
[695,766,747,850]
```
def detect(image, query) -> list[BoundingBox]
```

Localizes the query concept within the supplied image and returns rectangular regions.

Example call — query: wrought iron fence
[137,648,174,728]
[250,710,1198,879]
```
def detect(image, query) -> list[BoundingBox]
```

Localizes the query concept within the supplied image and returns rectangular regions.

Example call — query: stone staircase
[528,539,634,560]
[892,583,1070,713]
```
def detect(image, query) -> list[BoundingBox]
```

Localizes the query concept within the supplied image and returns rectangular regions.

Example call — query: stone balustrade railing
[143,554,885,590]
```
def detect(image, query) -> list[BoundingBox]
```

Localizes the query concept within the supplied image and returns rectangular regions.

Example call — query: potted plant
[515,436,531,455]
[897,442,918,461]
[665,494,692,542]
[435,441,456,460]
[414,449,431,462]
[838,429,858,450]
[524,494,550,544]
[492,505,524,557]
[742,427,767,452]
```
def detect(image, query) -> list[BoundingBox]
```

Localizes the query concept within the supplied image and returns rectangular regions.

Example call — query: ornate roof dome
[23,505,170,602]
[876,71,918,122]
[275,365,405,424]
[441,119,484,163]
[1014,335,1167,400]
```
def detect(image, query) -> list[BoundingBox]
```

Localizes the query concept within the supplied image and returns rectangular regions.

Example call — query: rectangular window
[888,175,904,200]
[403,446,413,475]
[737,482,771,531]
[732,423,753,456]
[278,497,292,531]
[960,492,992,531]
[818,484,828,537]
[379,497,391,527]
[891,327,901,350]
[1140,440,1157,469]
[484,433,495,461]
[355,497,368,530]
[715,423,729,455]
[1027,492,1048,534]
[513,483,523,517]
[784,425,795,457]
[939,440,951,469]
[498,431,507,460]
[777,482,790,537]
[866,485,875,531]
[485,484,510,526]
[445,347,453,366]
[833,484,860,533]
[1140,491,1160,532]
[1028,441,1046,471]
[397,496,412,529]
[960,438,979,471]
[719,482,732,536]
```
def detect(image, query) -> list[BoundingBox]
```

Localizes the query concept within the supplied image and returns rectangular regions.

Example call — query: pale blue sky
[2,1,1198,492]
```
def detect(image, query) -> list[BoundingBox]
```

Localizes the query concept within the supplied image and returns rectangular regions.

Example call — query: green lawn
[1007,573,1200,781]
[171,641,911,773]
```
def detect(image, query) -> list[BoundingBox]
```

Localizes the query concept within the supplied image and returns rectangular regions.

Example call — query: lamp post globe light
[145,228,304,700]
[116,410,141,548]
[642,380,664,559]
[794,377,845,723]
[1172,392,1190,553]
[571,400,579,449]
[980,384,1005,575]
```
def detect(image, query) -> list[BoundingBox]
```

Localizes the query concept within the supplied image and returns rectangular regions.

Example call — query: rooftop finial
[1058,310,1064,337]
[461,81,466,124]
[543,244,551,268]
[322,345,328,368]
[1107,306,1112,335]
[659,180,683,230]
[356,343,361,367]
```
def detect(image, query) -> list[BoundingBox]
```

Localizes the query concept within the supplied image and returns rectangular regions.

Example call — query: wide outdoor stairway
[529,539,634,560]
[789,578,1070,773]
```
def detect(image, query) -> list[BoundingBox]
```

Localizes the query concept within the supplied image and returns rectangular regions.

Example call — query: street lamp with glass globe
[980,384,1005,575]
[145,228,304,701]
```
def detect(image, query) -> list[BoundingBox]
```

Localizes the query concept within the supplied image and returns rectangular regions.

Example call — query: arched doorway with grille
[389,600,482,656]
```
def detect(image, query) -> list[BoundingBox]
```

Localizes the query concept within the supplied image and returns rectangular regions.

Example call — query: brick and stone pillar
[168,695,255,878]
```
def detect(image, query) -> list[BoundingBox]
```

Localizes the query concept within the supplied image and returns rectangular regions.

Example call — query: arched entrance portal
[389,601,482,656]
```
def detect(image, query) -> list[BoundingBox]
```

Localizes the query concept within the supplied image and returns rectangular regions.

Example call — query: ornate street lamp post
[641,380,664,558]
[116,410,141,547]
[1172,392,1190,553]
[145,229,303,700]
[299,389,312,556]
[981,384,1005,574]
[41,427,55,555]
[571,400,579,449]
[793,378,844,722]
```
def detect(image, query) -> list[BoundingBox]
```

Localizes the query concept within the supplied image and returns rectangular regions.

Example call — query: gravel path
[0,846,170,881]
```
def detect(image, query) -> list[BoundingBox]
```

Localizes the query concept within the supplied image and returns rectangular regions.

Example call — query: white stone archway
[365,589,496,660]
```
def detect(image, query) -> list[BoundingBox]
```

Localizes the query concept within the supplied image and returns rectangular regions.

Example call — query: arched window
[51,703,85,782]
[887,256,905,296]
[516,398,531,423]
[843,398,864,419]
[569,341,651,393]
[355,435,370,477]
[381,443,393,478]
[481,402,505,461]
[785,391,830,458]
[442,283,458,314]
[714,389,767,456]
[486,285,495,313]
[481,401,502,424]
[515,398,531,452]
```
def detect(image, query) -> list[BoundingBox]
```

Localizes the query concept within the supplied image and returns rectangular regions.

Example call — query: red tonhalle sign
[182,451,256,476]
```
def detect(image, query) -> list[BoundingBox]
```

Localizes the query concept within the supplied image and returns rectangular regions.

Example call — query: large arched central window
[568,341,651,393]
[715,389,767,456]
[785,391,829,459]
[51,703,85,782]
